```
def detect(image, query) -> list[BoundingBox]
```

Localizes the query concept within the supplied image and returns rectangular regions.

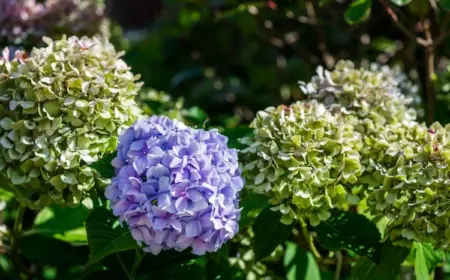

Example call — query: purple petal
[185,220,201,238]
[130,140,146,151]
[169,220,182,233]
[157,193,172,209]
[175,235,193,251]
[187,189,203,202]
[131,227,143,242]
[191,239,208,255]
[113,200,130,216]
[162,154,183,168]
[175,196,188,212]
[152,206,167,218]
[144,244,162,255]
[158,176,170,192]
[153,218,168,230]
[104,185,118,200]
[133,157,149,175]
[111,157,124,168]
[193,199,208,211]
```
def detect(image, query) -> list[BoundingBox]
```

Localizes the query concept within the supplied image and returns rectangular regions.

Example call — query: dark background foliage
[4,0,450,279]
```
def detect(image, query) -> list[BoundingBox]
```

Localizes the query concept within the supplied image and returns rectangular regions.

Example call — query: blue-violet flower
[105,116,243,255]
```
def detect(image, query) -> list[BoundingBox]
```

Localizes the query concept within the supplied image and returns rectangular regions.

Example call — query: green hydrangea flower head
[363,121,450,248]
[240,100,362,226]
[300,60,417,133]
[0,35,142,209]
[368,62,423,117]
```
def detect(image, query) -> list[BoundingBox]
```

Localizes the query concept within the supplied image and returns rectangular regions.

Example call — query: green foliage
[344,0,372,24]
[3,1,450,280]
[414,243,430,280]
[86,208,139,265]
[391,0,412,5]
[316,210,381,261]
[28,204,89,243]
[252,207,293,261]
[440,0,450,10]
[351,241,410,279]
[284,242,321,280]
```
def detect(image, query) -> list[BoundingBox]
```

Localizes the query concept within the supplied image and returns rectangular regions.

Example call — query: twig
[335,251,343,280]
[434,13,450,47]
[305,0,334,68]
[377,0,429,46]
[424,20,436,123]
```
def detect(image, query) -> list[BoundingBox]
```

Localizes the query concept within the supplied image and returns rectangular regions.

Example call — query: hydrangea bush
[105,116,243,255]
[0,0,105,46]
[0,35,141,208]
[5,1,450,280]
[240,100,362,226]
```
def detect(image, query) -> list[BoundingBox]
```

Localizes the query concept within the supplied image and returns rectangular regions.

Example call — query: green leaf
[136,250,202,278]
[284,241,321,280]
[90,152,116,178]
[184,106,208,124]
[20,235,88,267]
[422,243,444,271]
[344,0,372,24]
[252,207,293,261]
[26,204,89,243]
[351,240,410,280]
[415,243,429,280]
[239,192,268,228]
[86,208,139,265]
[390,0,412,5]
[440,0,450,10]
[315,210,381,261]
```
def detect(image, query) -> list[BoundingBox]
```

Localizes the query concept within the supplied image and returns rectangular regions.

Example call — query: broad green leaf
[20,235,88,267]
[344,0,372,24]
[440,0,450,10]
[26,204,89,243]
[351,240,410,280]
[184,106,208,124]
[136,250,202,278]
[315,210,381,261]
[86,208,139,265]
[90,152,116,179]
[239,192,268,228]
[414,243,429,280]
[390,0,411,5]
[252,207,293,261]
[284,241,321,280]
[422,243,444,271]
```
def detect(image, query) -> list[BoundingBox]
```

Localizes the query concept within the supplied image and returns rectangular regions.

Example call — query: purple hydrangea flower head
[105,116,243,255]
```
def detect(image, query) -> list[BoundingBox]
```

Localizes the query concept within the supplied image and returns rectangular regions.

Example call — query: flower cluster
[300,60,417,133]
[139,89,189,123]
[364,122,450,247]
[240,101,362,226]
[0,0,105,46]
[368,62,422,116]
[0,35,141,208]
[105,116,243,255]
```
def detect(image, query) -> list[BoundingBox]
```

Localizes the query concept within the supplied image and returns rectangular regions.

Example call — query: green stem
[11,204,25,255]
[300,221,322,261]
[117,253,133,280]
[130,249,143,279]
[10,203,34,276]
